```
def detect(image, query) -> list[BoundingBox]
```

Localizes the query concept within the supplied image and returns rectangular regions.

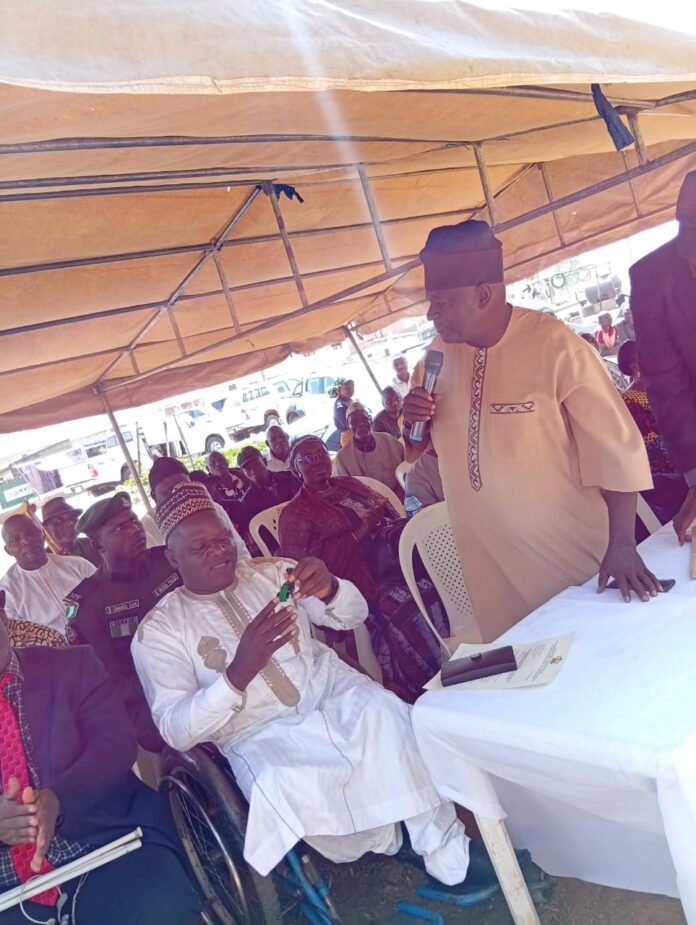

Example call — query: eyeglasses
[297,451,329,466]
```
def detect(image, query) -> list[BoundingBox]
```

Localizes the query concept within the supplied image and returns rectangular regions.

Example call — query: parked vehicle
[229,375,336,441]
[229,380,298,440]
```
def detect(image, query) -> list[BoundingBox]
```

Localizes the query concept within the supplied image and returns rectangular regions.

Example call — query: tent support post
[538,163,566,246]
[357,165,392,271]
[474,143,498,225]
[266,182,309,307]
[343,325,383,398]
[97,390,153,513]
[627,111,648,166]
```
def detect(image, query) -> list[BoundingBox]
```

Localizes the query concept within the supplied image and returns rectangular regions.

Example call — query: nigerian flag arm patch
[64,599,79,620]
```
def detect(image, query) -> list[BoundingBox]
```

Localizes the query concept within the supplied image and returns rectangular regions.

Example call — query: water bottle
[404,493,423,519]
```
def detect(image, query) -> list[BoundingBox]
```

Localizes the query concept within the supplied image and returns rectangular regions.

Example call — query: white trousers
[305,801,470,885]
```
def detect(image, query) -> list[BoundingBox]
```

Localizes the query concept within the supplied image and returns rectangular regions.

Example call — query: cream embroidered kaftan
[415,309,652,642]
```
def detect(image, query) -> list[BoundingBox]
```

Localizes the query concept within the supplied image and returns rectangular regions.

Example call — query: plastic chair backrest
[395,460,413,490]
[353,476,405,517]
[636,494,662,537]
[398,501,477,654]
[249,503,289,557]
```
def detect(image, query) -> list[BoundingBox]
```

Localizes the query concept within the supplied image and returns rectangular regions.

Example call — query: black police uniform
[65,546,181,752]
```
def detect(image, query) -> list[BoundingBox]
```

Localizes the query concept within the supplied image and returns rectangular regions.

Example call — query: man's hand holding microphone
[402,350,443,445]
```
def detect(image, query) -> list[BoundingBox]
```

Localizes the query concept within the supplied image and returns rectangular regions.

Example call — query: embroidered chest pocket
[488,401,538,460]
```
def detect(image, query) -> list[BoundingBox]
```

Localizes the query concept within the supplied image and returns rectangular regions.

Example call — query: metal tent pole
[97,390,153,513]
[343,326,383,398]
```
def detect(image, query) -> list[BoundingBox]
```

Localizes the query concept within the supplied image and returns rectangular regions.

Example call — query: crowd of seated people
[0,417,522,919]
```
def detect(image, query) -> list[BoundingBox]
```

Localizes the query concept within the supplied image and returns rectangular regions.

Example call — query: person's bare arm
[598,490,661,602]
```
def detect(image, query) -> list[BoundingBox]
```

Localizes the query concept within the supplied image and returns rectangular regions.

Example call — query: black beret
[76,492,133,537]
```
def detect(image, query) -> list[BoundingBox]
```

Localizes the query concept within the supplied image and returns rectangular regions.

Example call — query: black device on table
[441,645,517,687]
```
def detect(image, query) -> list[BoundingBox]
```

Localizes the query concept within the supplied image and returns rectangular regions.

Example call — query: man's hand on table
[598,539,662,602]
[226,599,298,691]
[673,486,696,545]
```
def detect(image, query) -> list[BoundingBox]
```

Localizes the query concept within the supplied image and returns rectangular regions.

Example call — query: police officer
[64,492,181,751]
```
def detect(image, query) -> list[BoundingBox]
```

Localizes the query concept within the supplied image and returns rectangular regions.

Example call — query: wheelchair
[160,743,553,925]
[163,742,381,925]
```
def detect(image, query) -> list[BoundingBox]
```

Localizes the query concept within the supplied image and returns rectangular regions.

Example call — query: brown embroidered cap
[155,481,217,542]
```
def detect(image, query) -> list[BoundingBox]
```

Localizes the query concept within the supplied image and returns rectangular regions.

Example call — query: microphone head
[424,349,444,376]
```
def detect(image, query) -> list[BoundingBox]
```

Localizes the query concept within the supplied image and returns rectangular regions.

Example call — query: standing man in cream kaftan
[131,482,470,883]
[405,221,658,644]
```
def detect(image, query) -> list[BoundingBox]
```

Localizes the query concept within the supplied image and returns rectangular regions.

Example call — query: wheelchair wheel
[161,747,282,925]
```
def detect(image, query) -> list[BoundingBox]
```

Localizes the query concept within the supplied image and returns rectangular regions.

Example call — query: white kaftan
[132,558,469,880]
[0,554,96,633]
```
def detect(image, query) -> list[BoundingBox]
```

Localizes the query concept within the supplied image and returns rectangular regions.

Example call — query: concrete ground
[298,851,686,925]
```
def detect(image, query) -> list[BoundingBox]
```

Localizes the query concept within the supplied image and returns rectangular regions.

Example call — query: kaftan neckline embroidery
[468,347,487,491]
[215,589,300,708]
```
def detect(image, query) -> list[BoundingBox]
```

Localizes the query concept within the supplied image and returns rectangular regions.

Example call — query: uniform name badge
[109,615,140,638]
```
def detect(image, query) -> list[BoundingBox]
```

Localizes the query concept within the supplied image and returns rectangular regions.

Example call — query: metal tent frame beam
[96,186,262,384]
[1,131,693,345]
[101,259,420,391]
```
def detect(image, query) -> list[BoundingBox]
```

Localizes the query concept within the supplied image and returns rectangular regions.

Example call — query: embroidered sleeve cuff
[205,673,247,715]
[684,467,696,489]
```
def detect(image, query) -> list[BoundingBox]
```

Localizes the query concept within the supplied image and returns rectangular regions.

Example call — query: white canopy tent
[0,0,695,445]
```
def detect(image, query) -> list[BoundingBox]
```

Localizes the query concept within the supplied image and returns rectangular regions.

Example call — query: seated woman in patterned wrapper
[278,435,448,702]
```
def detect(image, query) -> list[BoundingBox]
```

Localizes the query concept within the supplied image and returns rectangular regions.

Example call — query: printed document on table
[425,634,574,692]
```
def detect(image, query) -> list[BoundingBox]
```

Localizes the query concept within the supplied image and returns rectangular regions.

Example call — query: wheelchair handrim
[162,771,253,925]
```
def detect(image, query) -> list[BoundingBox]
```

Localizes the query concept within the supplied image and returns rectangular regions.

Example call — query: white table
[412,525,696,924]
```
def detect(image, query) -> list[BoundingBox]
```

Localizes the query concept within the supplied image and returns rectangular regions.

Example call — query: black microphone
[410,350,444,443]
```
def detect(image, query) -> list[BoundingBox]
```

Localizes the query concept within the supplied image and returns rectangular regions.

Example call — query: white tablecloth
[412,526,696,922]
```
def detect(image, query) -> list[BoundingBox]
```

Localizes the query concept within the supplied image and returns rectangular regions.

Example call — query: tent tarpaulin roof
[1,1,696,431]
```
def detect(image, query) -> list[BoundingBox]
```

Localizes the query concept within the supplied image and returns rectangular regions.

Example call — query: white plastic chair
[398,501,478,655]
[636,494,662,537]
[249,503,288,557]
[395,460,414,490]
[353,476,405,517]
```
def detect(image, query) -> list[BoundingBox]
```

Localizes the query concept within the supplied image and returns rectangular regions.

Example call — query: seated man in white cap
[131,482,506,892]
[334,405,404,497]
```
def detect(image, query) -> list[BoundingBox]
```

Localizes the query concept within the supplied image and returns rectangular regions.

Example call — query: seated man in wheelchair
[131,482,495,892]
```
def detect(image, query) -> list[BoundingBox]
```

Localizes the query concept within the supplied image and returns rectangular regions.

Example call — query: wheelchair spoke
[165,771,258,924]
